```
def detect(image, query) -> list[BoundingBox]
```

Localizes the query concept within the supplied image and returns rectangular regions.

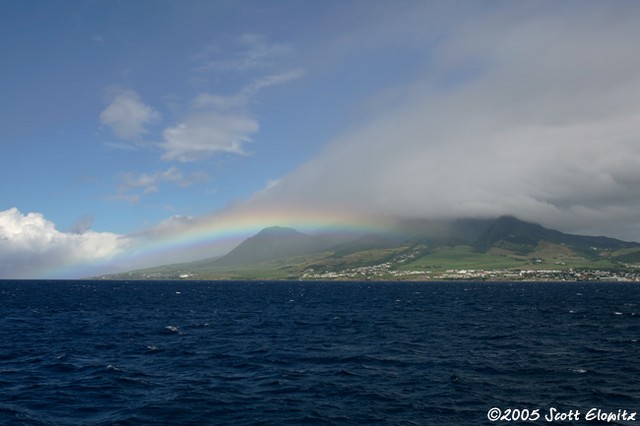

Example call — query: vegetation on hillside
[98,216,640,281]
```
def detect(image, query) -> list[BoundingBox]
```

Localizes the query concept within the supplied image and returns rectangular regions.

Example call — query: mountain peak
[213,226,323,266]
[255,226,302,237]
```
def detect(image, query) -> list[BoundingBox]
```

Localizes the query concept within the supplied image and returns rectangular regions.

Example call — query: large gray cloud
[243,1,640,241]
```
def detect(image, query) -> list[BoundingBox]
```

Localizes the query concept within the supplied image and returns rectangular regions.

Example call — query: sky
[2,0,640,278]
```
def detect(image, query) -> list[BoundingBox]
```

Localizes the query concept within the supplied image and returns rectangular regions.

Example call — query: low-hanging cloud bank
[244,2,640,241]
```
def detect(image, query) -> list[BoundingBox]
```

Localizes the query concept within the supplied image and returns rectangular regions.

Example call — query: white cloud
[191,93,246,111]
[100,87,160,141]
[191,69,304,111]
[160,112,258,162]
[0,208,129,278]
[195,33,291,73]
[114,166,209,202]
[148,214,196,235]
[161,68,299,162]
[136,34,301,164]
[242,69,305,95]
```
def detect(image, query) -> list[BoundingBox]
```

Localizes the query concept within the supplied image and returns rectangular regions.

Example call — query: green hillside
[98,216,640,281]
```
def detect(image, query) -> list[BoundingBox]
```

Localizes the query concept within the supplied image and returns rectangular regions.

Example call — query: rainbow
[45,208,390,279]
[127,207,386,263]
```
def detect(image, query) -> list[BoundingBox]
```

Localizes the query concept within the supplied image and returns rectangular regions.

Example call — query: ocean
[0,280,639,425]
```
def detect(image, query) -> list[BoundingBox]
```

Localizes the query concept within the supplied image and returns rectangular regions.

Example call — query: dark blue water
[1,281,639,425]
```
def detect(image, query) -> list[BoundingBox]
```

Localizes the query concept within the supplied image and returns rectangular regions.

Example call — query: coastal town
[301,264,640,282]
[300,247,640,281]
[110,266,640,282]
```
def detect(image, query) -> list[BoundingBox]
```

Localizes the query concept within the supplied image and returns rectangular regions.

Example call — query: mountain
[473,215,636,254]
[329,232,407,257]
[99,216,640,281]
[399,217,494,247]
[212,226,333,266]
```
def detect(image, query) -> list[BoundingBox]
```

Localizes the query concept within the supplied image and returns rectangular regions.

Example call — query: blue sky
[2,1,349,232]
[2,1,640,278]
[1,0,444,233]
